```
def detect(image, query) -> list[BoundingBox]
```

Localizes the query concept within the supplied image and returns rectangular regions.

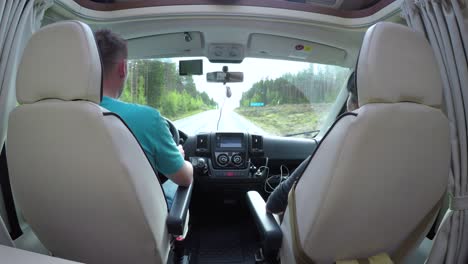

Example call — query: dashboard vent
[196,134,209,151]
[251,135,263,152]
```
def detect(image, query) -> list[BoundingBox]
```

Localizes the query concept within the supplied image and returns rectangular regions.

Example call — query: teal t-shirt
[101,96,184,176]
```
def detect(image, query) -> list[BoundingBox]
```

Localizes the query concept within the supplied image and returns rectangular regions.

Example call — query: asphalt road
[174,109,267,135]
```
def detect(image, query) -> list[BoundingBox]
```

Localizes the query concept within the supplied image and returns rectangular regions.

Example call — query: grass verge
[235,104,331,137]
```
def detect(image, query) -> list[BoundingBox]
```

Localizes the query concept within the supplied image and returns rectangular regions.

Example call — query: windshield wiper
[284,130,320,138]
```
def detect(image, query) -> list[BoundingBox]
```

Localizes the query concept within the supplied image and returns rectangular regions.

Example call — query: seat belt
[287,184,444,264]
[0,144,23,240]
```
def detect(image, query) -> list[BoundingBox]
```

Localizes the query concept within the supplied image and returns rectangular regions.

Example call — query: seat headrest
[357,22,442,108]
[17,21,102,104]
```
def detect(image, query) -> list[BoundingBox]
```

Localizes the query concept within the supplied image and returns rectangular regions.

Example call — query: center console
[190,132,265,180]
[213,133,248,170]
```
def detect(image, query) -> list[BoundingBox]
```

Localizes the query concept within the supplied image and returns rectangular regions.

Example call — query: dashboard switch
[197,158,206,169]
[231,154,243,165]
[217,154,229,166]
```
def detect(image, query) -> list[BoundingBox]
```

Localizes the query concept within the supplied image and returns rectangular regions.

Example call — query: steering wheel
[164,117,180,145]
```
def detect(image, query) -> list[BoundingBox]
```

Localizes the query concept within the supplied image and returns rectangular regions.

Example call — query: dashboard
[183,132,318,184]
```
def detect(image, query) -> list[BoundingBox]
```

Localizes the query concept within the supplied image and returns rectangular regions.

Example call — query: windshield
[122,57,350,138]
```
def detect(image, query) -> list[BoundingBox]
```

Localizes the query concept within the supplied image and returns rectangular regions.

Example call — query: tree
[240,65,349,106]
[120,59,217,119]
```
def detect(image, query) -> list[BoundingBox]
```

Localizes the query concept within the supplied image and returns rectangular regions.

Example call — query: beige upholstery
[0,245,82,264]
[7,21,170,264]
[357,22,442,107]
[16,21,101,104]
[280,22,450,263]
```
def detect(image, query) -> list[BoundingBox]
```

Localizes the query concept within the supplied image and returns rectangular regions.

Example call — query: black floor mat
[187,223,257,264]
[198,225,244,263]
[186,199,259,264]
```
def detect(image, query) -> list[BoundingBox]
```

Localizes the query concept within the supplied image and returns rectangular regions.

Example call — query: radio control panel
[212,132,248,169]
[194,132,264,177]
[214,152,245,168]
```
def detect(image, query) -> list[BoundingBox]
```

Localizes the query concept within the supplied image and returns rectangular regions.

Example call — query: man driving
[94,29,193,209]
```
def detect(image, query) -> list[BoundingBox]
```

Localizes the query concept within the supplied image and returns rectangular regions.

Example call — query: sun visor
[247,33,346,66]
[127,32,203,59]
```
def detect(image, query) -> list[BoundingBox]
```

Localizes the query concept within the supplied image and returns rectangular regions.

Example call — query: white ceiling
[43,0,405,67]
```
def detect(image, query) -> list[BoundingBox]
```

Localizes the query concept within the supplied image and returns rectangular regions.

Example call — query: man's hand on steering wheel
[164,117,180,145]
[164,117,186,158]
[177,145,185,158]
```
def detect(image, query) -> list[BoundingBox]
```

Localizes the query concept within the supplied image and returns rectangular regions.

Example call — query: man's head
[94,29,128,98]
[346,71,358,111]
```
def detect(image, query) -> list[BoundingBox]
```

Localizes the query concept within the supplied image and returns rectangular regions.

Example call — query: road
[174,109,267,135]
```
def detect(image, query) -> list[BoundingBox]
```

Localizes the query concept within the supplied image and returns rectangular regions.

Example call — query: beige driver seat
[7,21,171,263]
[280,22,450,263]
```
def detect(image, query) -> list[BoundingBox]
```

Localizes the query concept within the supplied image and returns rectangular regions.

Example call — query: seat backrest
[6,21,169,264]
[280,22,450,263]
[0,245,82,264]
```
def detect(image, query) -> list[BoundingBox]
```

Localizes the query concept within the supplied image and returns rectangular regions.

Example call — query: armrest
[167,183,193,236]
[247,191,282,256]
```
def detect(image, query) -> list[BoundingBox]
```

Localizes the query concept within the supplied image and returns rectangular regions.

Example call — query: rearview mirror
[206,71,244,83]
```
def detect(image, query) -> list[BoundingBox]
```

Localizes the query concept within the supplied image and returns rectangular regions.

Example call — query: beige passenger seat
[248,22,450,264]
[6,20,192,264]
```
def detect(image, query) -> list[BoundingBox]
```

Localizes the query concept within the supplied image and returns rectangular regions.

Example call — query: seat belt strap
[288,183,444,264]
[0,144,22,239]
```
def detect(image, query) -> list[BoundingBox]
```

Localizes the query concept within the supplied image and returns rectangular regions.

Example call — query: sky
[173,57,311,110]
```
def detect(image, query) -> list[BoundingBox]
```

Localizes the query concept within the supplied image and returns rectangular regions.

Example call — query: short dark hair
[346,71,358,105]
[94,29,128,77]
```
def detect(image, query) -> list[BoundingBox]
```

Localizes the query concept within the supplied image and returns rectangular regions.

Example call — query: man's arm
[167,160,193,187]
[265,156,311,214]
[265,172,299,214]
[148,109,193,186]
